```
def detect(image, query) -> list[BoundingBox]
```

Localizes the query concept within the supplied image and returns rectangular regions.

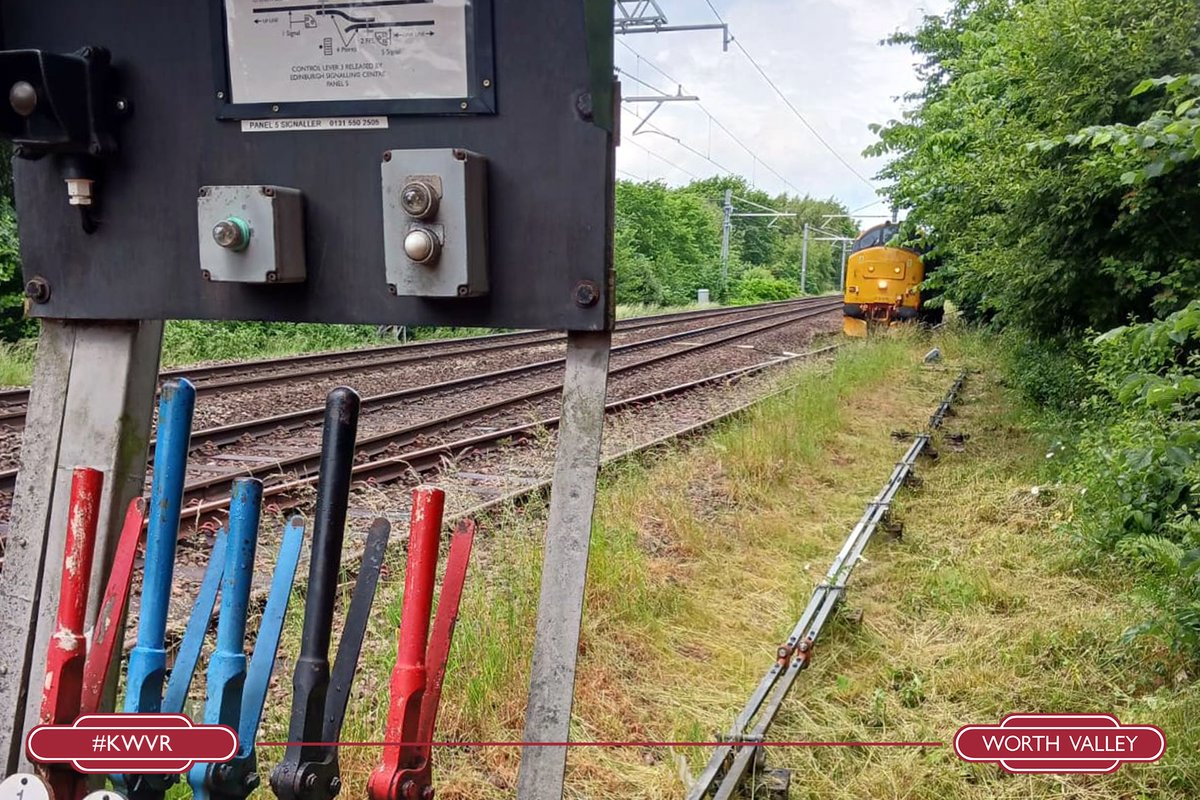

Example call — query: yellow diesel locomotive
[842,222,939,337]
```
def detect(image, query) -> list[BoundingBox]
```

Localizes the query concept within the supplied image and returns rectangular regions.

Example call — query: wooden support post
[516,331,612,800]
[0,320,163,768]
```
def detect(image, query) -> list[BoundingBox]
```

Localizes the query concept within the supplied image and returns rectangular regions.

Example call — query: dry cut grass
[255,329,1199,799]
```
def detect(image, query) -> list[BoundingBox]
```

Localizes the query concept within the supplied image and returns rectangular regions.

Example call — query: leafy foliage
[0,197,31,342]
[614,176,856,305]
[1069,303,1200,653]
[871,0,1200,656]
[869,0,1200,333]
[730,267,795,304]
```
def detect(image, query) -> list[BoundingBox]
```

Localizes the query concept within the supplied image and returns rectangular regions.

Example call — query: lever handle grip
[323,517,391,743]
[186,480,262,800]
[40,467,103,726]
[240,516,306,749]
[162,529,227,715]
[276,386,360,781]
[206,478,262,726]
[418,519,476,745]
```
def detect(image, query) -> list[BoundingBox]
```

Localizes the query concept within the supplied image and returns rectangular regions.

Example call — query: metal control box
[198,185,306,284]
[382,149,487,299]
[0,0,615,331]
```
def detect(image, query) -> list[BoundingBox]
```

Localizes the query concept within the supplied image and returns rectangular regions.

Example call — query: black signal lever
[270,387,391,800]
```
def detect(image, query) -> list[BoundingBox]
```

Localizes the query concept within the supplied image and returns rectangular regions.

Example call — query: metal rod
[720,189,732,299]
[240,517,306,748]
[399,488,443,673]
[418,520,476,745]
[186,480,261,800]
[161,531,228,715]
[368,491,448,800]
[614,23,731,49]
[696,373,967,799]
[800,222,809,294]
[208,479,261,725]
[79,498,147,716]
[39,468,102,727]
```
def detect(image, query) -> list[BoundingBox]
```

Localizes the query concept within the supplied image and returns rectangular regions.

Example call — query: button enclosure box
[197,185,306,284]
[382,149,488,298]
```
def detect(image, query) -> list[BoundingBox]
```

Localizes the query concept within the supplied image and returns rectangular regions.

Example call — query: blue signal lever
[124,378,195,715]
[116,379,196,800]
[187,480,306,800]
[112,381,304,800]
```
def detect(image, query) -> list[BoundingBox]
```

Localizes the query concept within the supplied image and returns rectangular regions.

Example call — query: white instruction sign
[224,0,471,105]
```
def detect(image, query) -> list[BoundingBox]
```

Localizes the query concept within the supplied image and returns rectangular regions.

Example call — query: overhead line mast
[614,0,732,49]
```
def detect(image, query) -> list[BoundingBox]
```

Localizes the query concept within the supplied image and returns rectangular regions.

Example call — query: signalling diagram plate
[223,0,471,105]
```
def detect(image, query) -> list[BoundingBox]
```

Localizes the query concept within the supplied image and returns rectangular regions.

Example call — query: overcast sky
[614,0,952,222]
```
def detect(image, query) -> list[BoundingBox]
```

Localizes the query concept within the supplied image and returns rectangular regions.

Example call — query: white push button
[404,228,440,265]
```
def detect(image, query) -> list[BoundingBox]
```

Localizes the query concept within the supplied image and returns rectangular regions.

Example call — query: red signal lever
[367,488,474,800]
[35,468,148,800]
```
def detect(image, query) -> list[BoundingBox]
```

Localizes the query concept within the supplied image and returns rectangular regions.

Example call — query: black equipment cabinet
[0,0,615,331]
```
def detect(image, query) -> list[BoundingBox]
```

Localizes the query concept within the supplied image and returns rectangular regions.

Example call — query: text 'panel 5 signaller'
[0,0,615,331]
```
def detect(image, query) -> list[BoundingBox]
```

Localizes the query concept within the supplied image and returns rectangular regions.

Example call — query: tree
[614,176,858,305]
[868,0,1200,334]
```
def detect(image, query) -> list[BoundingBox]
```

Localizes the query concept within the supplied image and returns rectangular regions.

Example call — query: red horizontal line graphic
[257,740,943,748]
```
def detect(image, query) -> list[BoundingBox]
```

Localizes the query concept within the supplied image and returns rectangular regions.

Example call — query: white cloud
[615,0,952,221]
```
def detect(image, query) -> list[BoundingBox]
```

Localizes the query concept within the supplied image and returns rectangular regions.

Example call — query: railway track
[171,297,840,519]
[0,298,837,497]
[138,298,844,650]
[0,296,840,537]
[0,298,817,429]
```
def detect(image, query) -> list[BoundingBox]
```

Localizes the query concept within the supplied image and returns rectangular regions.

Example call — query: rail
[688,370,967,800]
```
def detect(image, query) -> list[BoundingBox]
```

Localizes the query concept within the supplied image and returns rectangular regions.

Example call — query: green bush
[161,320,382,366]
[999,332,1095,413]
[870,0,1200,333]
[730,267,795,304]
[1062,303,1200,654]
[0,198,31,343]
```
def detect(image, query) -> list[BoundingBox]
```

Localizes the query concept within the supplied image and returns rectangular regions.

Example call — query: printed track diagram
[253,1,440,51]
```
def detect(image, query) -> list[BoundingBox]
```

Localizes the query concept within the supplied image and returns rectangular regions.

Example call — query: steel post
[800,222,810,295]
[516,331,612,800]
[720,189,733,299]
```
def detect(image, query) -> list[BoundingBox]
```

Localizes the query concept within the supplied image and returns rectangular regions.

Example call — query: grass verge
[248,327,1199,798]
[0,303,724,387]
